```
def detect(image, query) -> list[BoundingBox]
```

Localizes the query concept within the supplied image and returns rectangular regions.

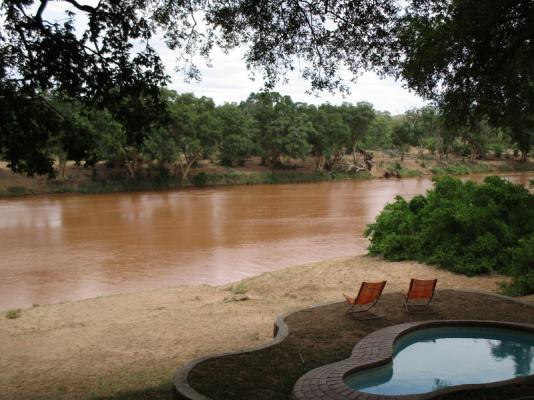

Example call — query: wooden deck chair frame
[343,281,387,320]
[404,278,437,314]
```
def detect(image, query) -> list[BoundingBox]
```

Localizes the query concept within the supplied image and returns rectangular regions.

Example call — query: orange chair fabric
[344,281,387,313]
[406,279,437,300]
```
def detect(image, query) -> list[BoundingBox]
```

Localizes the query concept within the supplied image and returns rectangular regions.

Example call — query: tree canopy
[1,0,533,174]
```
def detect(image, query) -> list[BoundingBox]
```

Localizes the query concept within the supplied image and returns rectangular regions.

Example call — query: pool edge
[292,319,534,400]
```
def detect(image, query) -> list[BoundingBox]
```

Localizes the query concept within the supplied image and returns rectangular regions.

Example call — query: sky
[163,47,428,114]
[39,1,427,114]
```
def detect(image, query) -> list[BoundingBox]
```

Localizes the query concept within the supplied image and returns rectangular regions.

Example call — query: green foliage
[308,105,348,170]
[366,177,534,293]
[243,92,312,166]
[500,236,534,296]
[216,104,255,166]
[340,102,376,160]
[230,282,249,295]
[430,163,491,176]
[397,1,534,159]
[6,309,21,319]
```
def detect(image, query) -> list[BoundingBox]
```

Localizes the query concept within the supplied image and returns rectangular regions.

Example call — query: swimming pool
[344,326,534,395]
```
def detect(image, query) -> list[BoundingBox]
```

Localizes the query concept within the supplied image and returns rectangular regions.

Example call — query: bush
[492,144,504,158]
[365,176,534,293]
[6,309,21,319]
[500,236,534,296]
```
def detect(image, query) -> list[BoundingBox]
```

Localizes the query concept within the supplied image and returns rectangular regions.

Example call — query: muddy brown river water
[1,172,532,310]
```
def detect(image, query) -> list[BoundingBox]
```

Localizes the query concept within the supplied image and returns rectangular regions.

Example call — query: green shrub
[230,282,249,294]
[493,144,504,158]
[500,236,534,296]
[398,168,422,177]
[366,176,534,293]
[192,172,209,186]
[6,309,21,319]
[430,163,491,176]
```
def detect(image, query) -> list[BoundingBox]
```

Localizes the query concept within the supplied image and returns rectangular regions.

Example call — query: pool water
[344,326,534,395]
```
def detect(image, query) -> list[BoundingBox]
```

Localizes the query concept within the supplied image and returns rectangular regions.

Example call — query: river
[1,172,532,310]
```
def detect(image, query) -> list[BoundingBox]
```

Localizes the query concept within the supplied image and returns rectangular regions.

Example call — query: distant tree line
[1,90,530,180]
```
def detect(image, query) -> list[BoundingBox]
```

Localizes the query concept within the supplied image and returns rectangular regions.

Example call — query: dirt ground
[1,255,529,400]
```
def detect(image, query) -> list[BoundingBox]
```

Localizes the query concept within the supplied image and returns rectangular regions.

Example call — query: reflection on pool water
[344,326,534,395]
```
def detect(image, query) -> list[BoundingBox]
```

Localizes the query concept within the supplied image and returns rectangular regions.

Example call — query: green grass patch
[397,168,422,177]
[6,309,21,319]
[430,162,492,175]
[229,281,249,295]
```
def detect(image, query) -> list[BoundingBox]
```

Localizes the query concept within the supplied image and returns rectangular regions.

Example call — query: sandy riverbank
[0,255,531,400]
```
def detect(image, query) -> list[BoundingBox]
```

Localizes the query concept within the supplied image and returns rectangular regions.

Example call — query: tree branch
[35,0,49,23]
[62,0,97,14]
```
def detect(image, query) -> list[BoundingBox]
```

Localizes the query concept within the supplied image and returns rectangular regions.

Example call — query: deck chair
[343,281,386,320]
[404,278,437,313]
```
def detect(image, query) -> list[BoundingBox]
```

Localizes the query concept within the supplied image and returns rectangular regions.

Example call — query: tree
[1,0,169,175]
[340,102,375,162]
[3,0,533,172]
[362,111,394,150]
[396,0,534,161]
[308,104,350,171]
[459,120,497,161]
[216,103,255,166]
[166,92,221,180]
[391,121,415,161]
[243,92,311,166]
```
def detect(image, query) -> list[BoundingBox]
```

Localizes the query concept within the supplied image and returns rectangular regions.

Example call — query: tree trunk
[179,154,200,180]
[59,159,66,181]
[316,155,325,172]
[520,150,528,163]
[120,147,136,178]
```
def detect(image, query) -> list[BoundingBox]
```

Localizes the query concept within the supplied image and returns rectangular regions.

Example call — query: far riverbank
[1,152,533,198]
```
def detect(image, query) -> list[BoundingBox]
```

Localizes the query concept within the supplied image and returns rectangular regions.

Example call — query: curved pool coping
[172,291,534,400]
[292,319,534,400]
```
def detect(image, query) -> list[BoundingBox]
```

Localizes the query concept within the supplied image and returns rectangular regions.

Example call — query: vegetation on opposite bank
[0,170,372,198]
[366,176,534,295]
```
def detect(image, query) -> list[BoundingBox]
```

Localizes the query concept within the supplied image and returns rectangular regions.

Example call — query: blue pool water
[344,326,534,395]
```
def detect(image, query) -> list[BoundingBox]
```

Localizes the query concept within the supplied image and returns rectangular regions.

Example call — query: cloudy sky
[166,48,428,114]
[40,1,427,114]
